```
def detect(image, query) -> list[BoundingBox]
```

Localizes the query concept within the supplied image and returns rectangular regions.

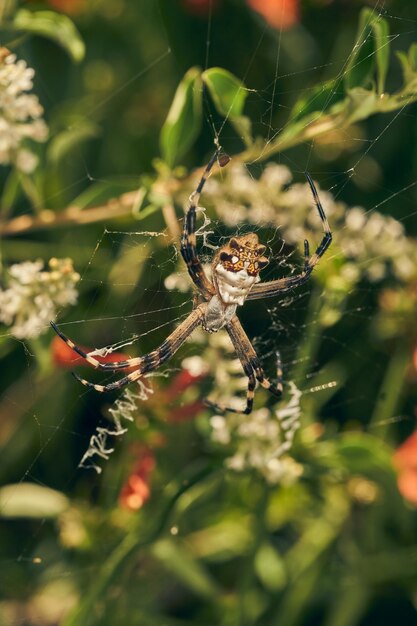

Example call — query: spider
[51,150,332,414]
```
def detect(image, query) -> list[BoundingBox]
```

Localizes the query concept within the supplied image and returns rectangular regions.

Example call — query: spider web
[1,8,410,465]
[2,1,417,623]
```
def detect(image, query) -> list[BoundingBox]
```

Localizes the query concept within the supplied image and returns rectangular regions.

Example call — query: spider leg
[50,321,144,371]
[68,304,207,393]
[181,149,230,300]
[204,365,257,415]
[205,316,282,415]
[247,172,332,300]
[227,316,283,398]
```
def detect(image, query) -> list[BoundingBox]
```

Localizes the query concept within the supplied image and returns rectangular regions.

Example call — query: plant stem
[0,190,138,236]
[62,461,214,626]
[0,0,16,23]
[369,340,411,441]
[237,481,269,626]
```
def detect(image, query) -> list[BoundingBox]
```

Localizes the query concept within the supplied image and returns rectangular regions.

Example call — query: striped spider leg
[247,172,332,300]
[51,304,207,392]
[205,315,283,415]
[51,152,332,414]
[180,148,230,300]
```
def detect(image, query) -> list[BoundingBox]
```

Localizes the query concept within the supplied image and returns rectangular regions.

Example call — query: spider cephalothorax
[51,149,332,414]
[217,234,269,276]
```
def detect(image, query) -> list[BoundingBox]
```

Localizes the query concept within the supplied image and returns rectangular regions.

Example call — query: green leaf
[160,67,203,168]
[290,78,344,122]
[152,538,220,598]
[344,8,390,95]
[13,9,85,63]
[409,42,417,72]
[47,122,100,165]
[373,12,390,94]
[231,114,253,147]
[255,543,287,591]
[396,51,411,83]
[202,67,252,145]
[0,483,69,518]
[71,180,138,209]
[397,43,417,88]
[331,433,394,476]
[341,87,378,123]
[1,169,21,216]
[202,67,248,118]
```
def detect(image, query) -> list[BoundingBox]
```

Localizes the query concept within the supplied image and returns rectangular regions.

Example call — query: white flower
[210,381,303,485]
[198,162,417,285]
[164,271,192,293]
[260,163,292,189]
[0,258,80,339]
[210,415,231,444]
[0,48,48,172]
[14,148,38,173]
[181,355,209,377]
[345,207,366,231]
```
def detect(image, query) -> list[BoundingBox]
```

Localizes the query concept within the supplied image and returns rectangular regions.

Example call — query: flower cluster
[0,258,80,339]
[200,162,417,286]
[210,381,302,484]
[0,47,48,172]
[178,330,303,485]
[163,264,304,485]
[185,329,251,411]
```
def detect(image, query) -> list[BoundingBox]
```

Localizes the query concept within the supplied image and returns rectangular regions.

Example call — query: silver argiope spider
[51,150,332,414]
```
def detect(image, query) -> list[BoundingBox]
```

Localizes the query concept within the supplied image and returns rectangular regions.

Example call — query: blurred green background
[1,1,417,625]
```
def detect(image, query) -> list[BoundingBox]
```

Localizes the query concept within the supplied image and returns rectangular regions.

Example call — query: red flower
[43,0,85,15]
[181,0,221,17]
[51,335,135,370]
[168,400,206,423]
[393,431,417,505]
[247,0,300,30]
[161,367,207,421]
[164,368,206,401]
[119,446,156,511]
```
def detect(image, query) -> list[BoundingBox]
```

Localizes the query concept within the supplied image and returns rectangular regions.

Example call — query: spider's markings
[51,151,332,414]
[245,172,332,301]
[65,305,207,393]
[180,150,230,300]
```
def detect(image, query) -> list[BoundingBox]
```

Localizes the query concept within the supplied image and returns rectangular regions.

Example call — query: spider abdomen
[203,295,236,333]
[202,265,260,333]
[215,264,260,306]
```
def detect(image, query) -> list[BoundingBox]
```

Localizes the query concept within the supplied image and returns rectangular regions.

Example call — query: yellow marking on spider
[127,370,142,382]
[51,154,331,414]
[85,356,101,368]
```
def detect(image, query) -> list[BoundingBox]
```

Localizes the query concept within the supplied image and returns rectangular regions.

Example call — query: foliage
[0,2,417,626]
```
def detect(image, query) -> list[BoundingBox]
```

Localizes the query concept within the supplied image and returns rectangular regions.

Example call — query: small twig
[0,190,138,236]
[0,159,224,237]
